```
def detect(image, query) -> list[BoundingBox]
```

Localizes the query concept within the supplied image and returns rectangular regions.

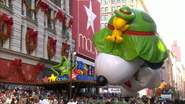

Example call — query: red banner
[0,58,38,84]
[72,0,100,60]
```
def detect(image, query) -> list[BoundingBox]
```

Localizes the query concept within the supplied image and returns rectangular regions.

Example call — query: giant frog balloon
[93,6,167,95]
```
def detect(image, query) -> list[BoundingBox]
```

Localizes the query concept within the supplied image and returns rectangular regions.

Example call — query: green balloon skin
[93,8,168,63]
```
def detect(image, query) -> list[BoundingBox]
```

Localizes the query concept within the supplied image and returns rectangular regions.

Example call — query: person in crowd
[20,98,27,104]
[1,97,7,104]
[32,95,40,104]
[40,95,49,104]
[11,97,18,104]
[120,98,127,104]
[113,96,119,104]
[130,96,139,104]
[105,96,111,104]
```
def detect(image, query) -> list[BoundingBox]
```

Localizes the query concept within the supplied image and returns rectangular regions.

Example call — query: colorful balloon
[93,6,168,96]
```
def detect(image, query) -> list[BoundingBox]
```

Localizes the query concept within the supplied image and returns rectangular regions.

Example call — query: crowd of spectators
[0,83,185,104]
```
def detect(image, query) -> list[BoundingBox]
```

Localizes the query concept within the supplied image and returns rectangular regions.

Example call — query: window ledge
[0,47,40,61]
[45,27,56,36]
[0,4,13,14]
[22,16,38,26]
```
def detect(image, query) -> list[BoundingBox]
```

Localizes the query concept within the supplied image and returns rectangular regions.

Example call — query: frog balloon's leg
[106,35,115,42]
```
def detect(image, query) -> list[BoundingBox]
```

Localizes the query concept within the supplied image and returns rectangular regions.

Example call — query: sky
[144,0,185,65]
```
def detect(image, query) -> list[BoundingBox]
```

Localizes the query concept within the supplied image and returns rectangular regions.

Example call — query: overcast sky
[144,0,185,65]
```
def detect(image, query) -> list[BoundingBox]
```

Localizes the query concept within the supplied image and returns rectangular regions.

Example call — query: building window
[0,25,7,47]
[118,0,120,3]
[51,0,61,7]
[101,7,104,12]
[105,0,108,4]
[47,8,52,29]
[69,0,72,15]
[48,37,51,60]
[117,6,120,9]
[63,0,65,10]
[105,23,108,27]
[20,25,23,51]
[112,0,115,4]
[34,0,37,21]
[112,14,114,17]
[123,5,126,7]
[101,23,104,28]
[105,15,108,20]
[26,0,32,18]
[2,0,12,8]
[21,0,24,15]
[105,7,108,12]
[130,5,133,7]
[112,6,115,12]
[131,0,133,2]
[101,16,104,20]
[27,27,31,54]
[123,0,126,2]
[101,0,104,4]
[0,40,3,47]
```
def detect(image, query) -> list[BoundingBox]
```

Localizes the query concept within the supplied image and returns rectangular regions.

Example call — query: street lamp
[69,48,76,100]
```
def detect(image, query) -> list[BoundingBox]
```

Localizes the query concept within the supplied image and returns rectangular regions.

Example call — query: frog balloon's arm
[50,56,69,78]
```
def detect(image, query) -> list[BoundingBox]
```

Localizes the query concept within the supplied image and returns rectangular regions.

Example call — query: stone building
[0,0,73,84]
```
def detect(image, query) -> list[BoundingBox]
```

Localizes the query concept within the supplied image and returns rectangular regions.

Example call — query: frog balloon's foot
[106,36,115,42]
[116,36,123,43]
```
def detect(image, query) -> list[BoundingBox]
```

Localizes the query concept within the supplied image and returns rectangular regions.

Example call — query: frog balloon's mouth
[124,80,132,88]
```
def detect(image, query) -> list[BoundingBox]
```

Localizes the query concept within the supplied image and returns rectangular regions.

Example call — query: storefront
[99,88,121,94]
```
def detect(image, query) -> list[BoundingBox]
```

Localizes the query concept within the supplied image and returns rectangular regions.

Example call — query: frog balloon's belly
[95,53,144,86]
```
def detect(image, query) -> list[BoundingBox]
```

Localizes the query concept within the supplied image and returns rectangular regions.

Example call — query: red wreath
[0,13,13,40]
[47,38,57,57]
[61,43,70,59]
[26,29,38,51]
[23,0,73,29]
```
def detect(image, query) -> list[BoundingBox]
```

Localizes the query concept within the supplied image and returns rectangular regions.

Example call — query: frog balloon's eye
[145,61,164,70]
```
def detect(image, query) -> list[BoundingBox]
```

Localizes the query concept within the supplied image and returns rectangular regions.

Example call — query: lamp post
[69,48,76,100]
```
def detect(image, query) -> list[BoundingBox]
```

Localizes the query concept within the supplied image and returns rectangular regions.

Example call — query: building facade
[100,0,143,29]
[170,40,185,99]
[160,50,174,86]
[0,0,73,84]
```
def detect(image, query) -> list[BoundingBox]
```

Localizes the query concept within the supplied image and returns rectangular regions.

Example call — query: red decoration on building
[36,63,45,75]
[26,29,38,51]
[14,59,22,72]
[61,43,70,59]
[0,13,13,40]
[0,58,45,83]
[47,38,57,57]
[23,0,73,29]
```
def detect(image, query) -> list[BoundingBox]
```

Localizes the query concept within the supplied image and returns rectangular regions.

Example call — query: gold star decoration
[48,74,57,82]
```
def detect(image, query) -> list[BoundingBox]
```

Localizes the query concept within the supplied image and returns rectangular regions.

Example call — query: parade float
[93,6,168,96]
[37,56,97,90]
